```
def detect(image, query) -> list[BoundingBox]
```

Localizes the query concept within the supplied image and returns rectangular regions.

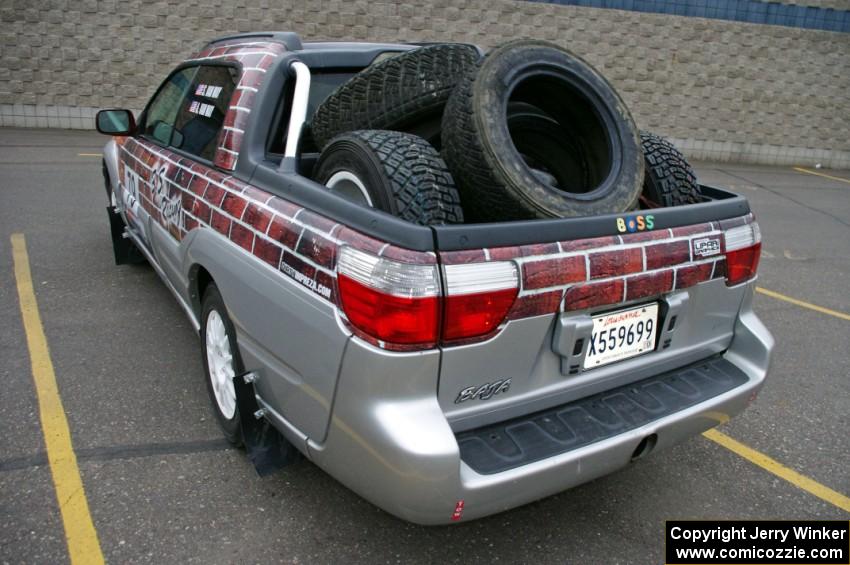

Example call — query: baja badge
[455,378,512,404]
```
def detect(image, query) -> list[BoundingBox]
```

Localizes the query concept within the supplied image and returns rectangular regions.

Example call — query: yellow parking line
[703,429,850,513]
[756,287,850,322]
[77,153,101,157]
[10,234,105,565]
[792,166,850,185]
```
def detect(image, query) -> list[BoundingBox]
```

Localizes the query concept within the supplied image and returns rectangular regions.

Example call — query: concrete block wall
[1,0,848,167]
[779,0,850,10]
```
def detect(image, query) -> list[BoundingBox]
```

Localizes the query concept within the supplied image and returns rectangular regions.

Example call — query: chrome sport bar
[280,60,311,172]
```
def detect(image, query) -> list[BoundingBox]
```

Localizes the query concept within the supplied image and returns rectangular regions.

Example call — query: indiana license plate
[583,303,659,370]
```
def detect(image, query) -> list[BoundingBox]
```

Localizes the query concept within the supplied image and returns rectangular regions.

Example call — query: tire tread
[311,44,480,149]
[441,65,530,221]
[640,131,702,207]
[323,130,464,225]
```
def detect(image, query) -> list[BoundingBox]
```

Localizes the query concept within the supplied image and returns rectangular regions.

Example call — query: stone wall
[780,0,850,10]
[1,0,848,167]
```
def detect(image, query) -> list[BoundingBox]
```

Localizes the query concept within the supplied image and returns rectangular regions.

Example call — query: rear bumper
[456,354,748,475]
[307,289,773,525]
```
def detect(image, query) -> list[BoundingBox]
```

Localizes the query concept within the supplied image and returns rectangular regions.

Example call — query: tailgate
[435,203,756,431]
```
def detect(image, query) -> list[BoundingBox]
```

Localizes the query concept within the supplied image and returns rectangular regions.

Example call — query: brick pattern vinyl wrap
[116,136,435,314]
[116,127,748,351]
[440,217,745,322]
[185,40,286,170]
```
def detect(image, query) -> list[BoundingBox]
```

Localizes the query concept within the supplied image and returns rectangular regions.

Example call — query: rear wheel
[201,284,242,445]
[640,131,702,208]
[313,130,464,225]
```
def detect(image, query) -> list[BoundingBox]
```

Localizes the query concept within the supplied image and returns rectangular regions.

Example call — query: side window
[171,65,240,161]
[141,67,197,145]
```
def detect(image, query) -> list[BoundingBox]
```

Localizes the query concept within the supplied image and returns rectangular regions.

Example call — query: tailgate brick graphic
[440,214,748,320]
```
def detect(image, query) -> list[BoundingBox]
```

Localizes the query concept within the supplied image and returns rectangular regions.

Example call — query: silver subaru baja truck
[95,32,773,524]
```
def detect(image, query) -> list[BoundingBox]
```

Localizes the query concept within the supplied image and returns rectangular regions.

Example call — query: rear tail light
[443,262,519,342]
[723,221,761,286]
[336,247,518,348]
[337,247,440,346]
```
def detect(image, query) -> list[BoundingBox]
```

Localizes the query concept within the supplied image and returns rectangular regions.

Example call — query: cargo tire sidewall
[442,39,644,220]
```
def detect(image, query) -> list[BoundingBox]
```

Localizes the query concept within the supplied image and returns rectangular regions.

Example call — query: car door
[127,64,239,291]
[116,67,197,249]
[146,64,240,291]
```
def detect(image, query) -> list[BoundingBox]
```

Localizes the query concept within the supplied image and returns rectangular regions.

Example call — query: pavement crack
[0,438,233,472]
[59,486,83,509]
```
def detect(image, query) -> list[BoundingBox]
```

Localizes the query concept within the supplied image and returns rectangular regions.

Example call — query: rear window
[268,71,356,155]
[306,72,354,121]
[171,65,240,161]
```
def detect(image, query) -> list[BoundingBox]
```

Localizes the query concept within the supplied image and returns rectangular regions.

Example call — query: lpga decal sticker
[188,100,215,118]
[191,83,223,117]
[195,84,223,99]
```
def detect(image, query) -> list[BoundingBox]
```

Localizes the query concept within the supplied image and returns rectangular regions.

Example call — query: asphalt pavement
[0,128,848,564]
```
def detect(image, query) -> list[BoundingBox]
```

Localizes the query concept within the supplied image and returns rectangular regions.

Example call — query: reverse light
[442,262,519,342]
[723,222,761,286]
[337,247,440,346]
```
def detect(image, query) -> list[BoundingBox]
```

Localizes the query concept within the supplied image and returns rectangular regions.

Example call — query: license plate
[583,303,659,370]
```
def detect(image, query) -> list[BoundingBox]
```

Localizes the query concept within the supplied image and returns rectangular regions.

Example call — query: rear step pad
[456,355,747,475]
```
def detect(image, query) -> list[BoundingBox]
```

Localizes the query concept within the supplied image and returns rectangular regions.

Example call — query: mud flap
[107,206,146,265]
[233,373,301,476]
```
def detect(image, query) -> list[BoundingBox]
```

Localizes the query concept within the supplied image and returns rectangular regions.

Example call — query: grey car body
[98,32,773,524]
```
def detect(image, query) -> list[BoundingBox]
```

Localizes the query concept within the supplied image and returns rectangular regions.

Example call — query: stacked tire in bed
[310,40,701,225]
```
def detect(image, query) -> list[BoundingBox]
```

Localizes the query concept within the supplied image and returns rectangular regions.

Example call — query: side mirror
[95,109,135,136]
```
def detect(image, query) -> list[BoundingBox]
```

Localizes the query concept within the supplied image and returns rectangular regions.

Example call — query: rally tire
[313,130,464,225]
[310,44,481,149]
[201,284,243,446]
[441,39,644,221]
[640,131,702,207]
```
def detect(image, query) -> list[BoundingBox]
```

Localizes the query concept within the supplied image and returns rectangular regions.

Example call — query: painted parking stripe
[792,167,850,185]
[10,234,105,565]
[703,429,850,513]
[77,153,101,157]
[756,286,850,322]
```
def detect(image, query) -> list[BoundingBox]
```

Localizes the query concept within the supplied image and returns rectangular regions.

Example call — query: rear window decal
[194,83,223,99]
[188,101,215,117]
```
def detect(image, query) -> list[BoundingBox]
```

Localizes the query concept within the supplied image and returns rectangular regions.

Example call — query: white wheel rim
[325,171,373,207]
[205,310,237,420]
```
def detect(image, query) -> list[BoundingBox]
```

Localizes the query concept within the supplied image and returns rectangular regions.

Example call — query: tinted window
[171,65,240,161]
[141,67,197,145]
